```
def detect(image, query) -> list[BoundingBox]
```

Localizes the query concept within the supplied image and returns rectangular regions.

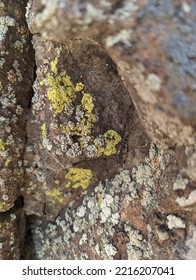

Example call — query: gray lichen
[31,169,152,259]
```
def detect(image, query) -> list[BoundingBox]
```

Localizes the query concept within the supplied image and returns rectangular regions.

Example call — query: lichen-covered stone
[26,0,139,41]
[0,0,34,212]
[110,0,196,148]
[0,204,25,260]
[0,0,195,260]
[0,0,34,259]
[23,36,133,219]
[26,0,196,150]
[28,143,193,260]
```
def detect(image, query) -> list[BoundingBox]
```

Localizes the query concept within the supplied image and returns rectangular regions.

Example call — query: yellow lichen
[103,130,122,156]
[47,71,74,114]
[54,180,59,184]
[50,57,58,72]
[41,123,47,139]
[63,92,96,137]
[75,82,84,92]
[0,139,5,151]
[97,196,103,206]
[82,93,94,114]
[0,201,13,212]
[94,130,122,156]
[65,167,93,190]
[42,58,122,156]
[45,189,64,203]
[46,67,85,116]
[4,159,10,167]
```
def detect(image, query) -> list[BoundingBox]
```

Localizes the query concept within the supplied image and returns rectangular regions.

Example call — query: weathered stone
[108,0,196,148]
[0,201,25,260]
[26,0,196,149]
[0,0,34,259]
[23,36,143,219]
[28,143,194,260]
[0,0,195,260]
[26,0,139,41]
[0,0,34,211]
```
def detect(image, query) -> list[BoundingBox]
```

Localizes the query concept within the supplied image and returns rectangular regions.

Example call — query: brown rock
[108,0,196,148]
[23,36,139,219]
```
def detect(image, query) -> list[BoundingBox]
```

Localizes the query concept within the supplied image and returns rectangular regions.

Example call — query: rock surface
[0,0,34,259]
[0,0,196,260]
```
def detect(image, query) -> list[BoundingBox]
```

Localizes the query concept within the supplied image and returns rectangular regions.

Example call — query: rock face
[23,36,133,219]
[0,0,34,259]
[0,0,196,260]
[111,0,196,149]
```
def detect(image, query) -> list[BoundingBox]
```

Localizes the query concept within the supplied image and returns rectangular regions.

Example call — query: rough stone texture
[26,0,196,149]
[0,0,196,260]
[0,201,25,260]
[25,0,139,40]
[26,143,195,260]
[22,36,136,219]
[111,0,196,149]
[0,0,34,259]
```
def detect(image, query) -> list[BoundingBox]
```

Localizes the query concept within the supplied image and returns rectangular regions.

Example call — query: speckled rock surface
[106,0,196,148]
[23,36,134,219]
[25,0,139,41]
[0,200,25,259]
[25,0,196,149]
[25,143,196,260]
[0,0,34,259]
[0,0,196,260]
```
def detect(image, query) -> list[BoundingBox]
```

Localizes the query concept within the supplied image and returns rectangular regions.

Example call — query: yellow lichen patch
[54,180,59,184]
[47,71,75,115]
[46,70,86,115]
[45,189,64,203]
[80,92,97,135]
[94,130,122,156]
[42,58,122,157]
[0,139,5,151]
[39,80,44,86]
[4,159,10,167]
[0,201,13,212]
[82,93,94,114]
[41,123,47,139]
[50,57,58,72]
[65,167,93,190]
[75,82,84,92]
[103,130,122,156]
[97,196,103,206]
[0,202,6,211]
[63,92,96,137]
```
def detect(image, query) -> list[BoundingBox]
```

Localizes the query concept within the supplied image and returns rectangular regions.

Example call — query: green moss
[65,167,93,190]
